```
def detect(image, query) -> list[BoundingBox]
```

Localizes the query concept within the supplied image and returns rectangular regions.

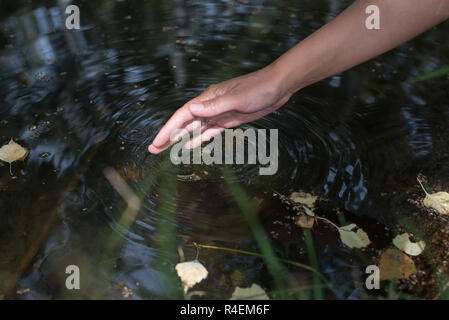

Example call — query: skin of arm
[148,0,449,154]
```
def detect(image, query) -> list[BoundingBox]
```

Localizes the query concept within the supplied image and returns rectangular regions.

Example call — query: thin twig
[196,243,316,273]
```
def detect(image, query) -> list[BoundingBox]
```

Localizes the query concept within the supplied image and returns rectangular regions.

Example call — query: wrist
[268,55,309,99]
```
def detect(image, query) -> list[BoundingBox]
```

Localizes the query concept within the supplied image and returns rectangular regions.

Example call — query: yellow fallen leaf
[290,191,317,216]
[393,233,425,256]
[418,177,449,215]
[230,284,269,300]
[338,224,371,249]
[0,139,28,163]
[175,260,208,294]
[379,248,416,280]
[423,192,449,215]
[290,191,317,207]
[0,139,29,174]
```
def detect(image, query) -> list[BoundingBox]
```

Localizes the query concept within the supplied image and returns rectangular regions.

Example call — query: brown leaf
[296,214,314,229]
[379,248,417,280]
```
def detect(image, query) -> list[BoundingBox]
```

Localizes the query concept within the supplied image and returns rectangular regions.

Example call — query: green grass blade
[408,65,449,83]
[222,168,291,299]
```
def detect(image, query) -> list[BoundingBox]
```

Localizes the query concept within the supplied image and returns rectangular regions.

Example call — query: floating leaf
[423,192,449,215]
[338,224,371,249]
[303,206,315,217]
[417,177,449,215]
[290,191,317,216]
[379,248,417,280]
[175,260,208,293]
[290,191,317,207]
[393,233,425,256]
[296,214,314,229]
[0,139,29,174]
[0,139,28,163]
[230,284,269,300]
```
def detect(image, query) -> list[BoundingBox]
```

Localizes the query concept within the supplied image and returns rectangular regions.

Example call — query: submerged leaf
[296,214,314,229]
[175,260,208,293]
[393,233,425,256]
[230,284,269,300]
[0,139,28,164]
[338,224,371,249]
[379,248,417,280]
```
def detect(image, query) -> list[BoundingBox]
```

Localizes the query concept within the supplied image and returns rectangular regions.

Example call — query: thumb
[189,95,236,117]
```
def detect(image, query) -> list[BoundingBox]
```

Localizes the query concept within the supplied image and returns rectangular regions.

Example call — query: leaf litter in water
[296,214,314,229]
[379,248,417,280]
[0,139,29,175]
[290,191,317,216]
[230,284,269,300]
[393,233,425,256]
[417,176,449,215]
[175,260,208,293]
[280,190,372,247]
[290,191,317,207]
[338,224,371,249]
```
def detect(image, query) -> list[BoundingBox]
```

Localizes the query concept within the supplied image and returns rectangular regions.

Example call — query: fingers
[148,106,194,153]
[184,126,225,150]
[148,83,239,154]
[148,119,201,154]
[148,88,221,154]
[189,94,237,118]
[149,122,225,154]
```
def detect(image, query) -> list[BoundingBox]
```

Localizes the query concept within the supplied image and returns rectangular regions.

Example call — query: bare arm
[149,0,449,154]
[274,0,449,95]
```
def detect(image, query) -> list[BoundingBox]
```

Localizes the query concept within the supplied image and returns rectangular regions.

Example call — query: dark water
[0,0,448,299]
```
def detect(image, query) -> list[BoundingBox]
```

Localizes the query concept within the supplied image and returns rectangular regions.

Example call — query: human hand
[148,65,291,154]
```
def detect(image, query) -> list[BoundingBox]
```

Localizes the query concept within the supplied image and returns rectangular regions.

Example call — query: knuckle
[203,99,217,110]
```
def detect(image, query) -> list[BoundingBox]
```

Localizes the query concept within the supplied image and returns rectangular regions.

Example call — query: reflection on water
[0,0,448,299]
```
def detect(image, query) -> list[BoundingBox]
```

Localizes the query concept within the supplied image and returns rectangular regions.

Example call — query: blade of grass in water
[153,156,182,299]
[196,243,343,298]
[196,244,316,272]
[222,168,291,299]
[408,65,449,83]
[303,228,324,300]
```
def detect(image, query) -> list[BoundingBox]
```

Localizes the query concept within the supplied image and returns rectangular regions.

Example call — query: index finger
[148,88,218,154]
[148,105,194,153]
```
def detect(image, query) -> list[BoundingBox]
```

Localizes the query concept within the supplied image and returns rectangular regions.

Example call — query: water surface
[0,0,448,299]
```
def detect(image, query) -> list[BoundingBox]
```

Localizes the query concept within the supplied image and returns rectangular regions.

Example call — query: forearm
[272,0,449,95]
